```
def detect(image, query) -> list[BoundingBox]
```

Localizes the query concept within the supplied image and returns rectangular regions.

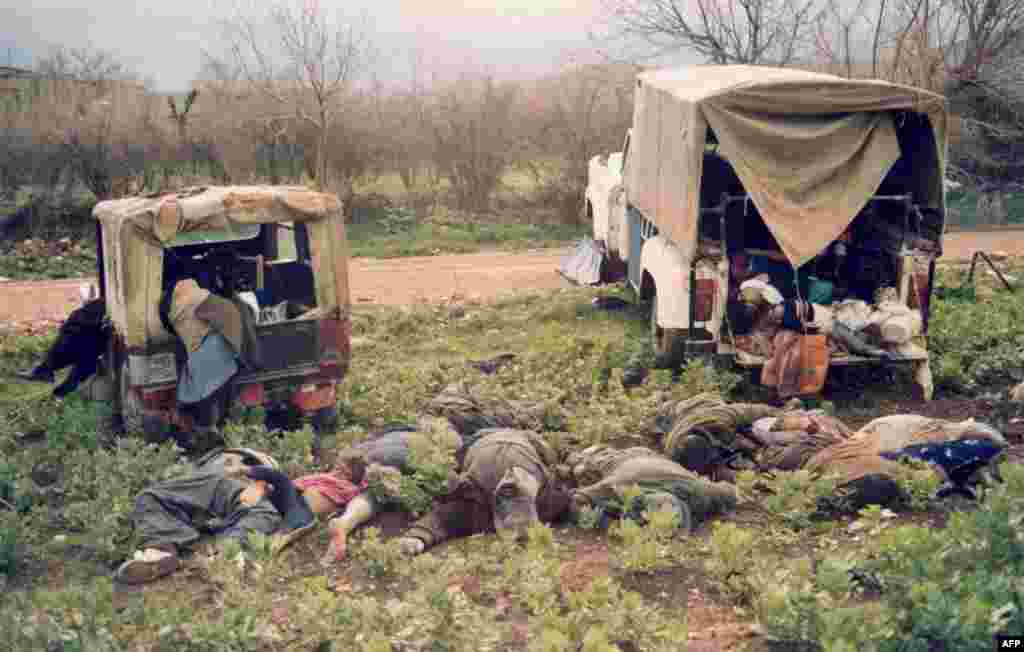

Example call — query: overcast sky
[0,0,660,93]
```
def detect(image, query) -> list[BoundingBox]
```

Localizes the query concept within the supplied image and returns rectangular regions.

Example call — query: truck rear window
[167,222,261,247]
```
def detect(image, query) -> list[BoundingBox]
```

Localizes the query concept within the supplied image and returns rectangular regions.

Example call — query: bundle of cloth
[657,394,1008,508]
[561,445,737,532]
[829,286,926,359]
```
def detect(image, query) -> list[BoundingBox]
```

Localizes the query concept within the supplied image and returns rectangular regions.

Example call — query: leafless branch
[594,0,821,64]
[203,0,373,191]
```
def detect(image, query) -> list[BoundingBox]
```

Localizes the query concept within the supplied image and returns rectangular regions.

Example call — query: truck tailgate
[250,319,319,374]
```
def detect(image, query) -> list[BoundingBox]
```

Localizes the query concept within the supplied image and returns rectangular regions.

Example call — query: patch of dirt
[0,230,1021,335]
[941,230,1024,260]
[0,249,572,331]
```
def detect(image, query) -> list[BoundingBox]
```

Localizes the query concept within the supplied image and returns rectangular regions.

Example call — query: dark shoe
[16,367,54,383]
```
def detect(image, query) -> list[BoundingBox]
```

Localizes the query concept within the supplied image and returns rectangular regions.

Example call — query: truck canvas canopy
[626,65,948,268]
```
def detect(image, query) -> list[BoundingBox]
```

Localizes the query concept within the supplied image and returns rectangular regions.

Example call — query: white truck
[585,149,628,271]
[581,65,950,399]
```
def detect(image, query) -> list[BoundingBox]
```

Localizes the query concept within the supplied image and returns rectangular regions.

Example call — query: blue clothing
[246,466,315,532]
[177,332,239,406]
[881,438,1003,488]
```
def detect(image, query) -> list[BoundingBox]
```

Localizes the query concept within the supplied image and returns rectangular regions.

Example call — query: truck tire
[651,293,686,369]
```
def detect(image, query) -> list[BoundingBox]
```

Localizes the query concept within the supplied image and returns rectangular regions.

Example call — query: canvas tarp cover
[626,66,948,268]
[93,186,351,349]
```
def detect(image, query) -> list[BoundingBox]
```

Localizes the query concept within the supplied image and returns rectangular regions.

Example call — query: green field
[1,277,1024,650]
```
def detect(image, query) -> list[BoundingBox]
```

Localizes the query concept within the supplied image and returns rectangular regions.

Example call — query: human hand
[238,480,268,506]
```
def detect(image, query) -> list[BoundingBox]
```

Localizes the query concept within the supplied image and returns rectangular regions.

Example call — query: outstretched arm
[322,493,377,564]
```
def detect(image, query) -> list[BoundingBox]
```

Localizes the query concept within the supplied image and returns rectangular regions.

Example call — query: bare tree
[372,46,437,195]
[520,63,636,221]
[31,46,147,201]
[941,0,1024,128]
[167,90,199,146]
[813,0,883,77]
[204,0,372,192]
[594,0,821,64]
[431,76,519,212]
[35,46,130,87]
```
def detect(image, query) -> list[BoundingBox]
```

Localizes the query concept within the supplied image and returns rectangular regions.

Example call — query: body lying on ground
[660,394,1007,508]
[562,445,737,532]
[318,420,463,562]
[225,420,464,565]
[426,382,565,446]
[17,286,111,398]
[115,434,407,584]
[118,411,468,583]
[395,429,572,555]
[116,448,295,585]
[806,414,1007,500]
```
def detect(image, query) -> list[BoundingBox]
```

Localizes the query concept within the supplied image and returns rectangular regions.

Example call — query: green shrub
[46,394,110,455]
[928,289,1024,395]
[0,512,20,578]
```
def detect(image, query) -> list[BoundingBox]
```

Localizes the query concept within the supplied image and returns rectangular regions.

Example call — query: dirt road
[0,249,573,327]
[2,229,1023,328]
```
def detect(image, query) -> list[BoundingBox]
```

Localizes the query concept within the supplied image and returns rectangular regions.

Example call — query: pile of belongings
[735,281,924,362]
[656,393,1008,508]
[734,278,927,397]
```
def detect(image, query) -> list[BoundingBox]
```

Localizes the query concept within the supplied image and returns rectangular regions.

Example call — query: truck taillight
[318,318,351,378]
[140,387,175,410]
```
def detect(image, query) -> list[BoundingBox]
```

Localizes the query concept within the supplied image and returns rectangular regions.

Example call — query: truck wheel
[651,293,685,369]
